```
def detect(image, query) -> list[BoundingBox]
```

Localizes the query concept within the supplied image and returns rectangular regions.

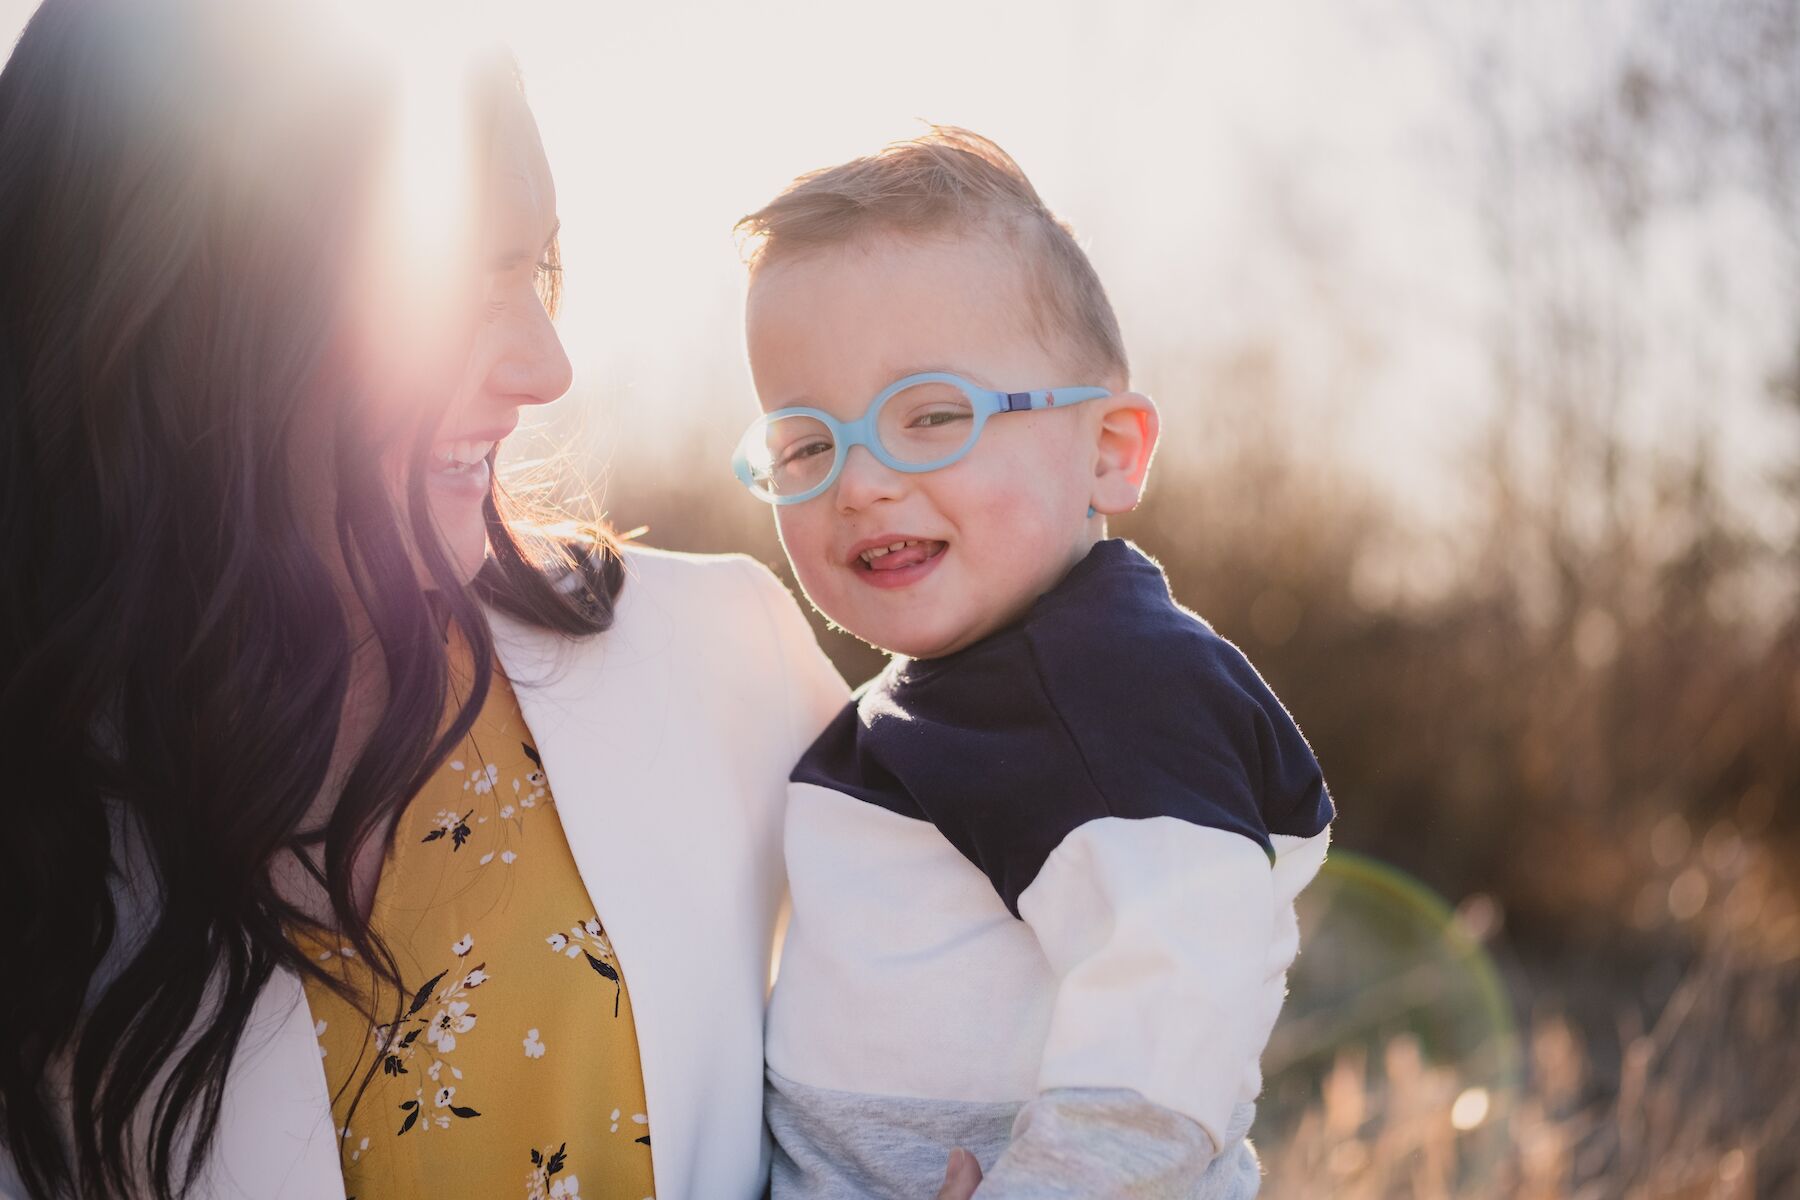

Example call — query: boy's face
[745,230,1103,660]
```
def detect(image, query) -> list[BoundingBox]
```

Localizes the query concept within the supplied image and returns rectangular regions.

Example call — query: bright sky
[504,0,1492,513]
[3,0,1789,531]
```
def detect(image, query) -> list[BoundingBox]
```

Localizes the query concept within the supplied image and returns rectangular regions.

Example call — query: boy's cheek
[774,511,834,583]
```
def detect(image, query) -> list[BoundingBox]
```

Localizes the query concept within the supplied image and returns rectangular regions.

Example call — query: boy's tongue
[868,541,940,571]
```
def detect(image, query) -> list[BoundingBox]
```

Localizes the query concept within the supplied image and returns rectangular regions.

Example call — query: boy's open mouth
[850,538,947,573]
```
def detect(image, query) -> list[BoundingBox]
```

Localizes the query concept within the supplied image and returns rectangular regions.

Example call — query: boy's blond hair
[736,126,1129,384]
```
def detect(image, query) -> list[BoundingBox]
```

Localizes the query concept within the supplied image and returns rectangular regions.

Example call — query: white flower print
[523,1027,546,1058]
[452,933,473,957]
[500,805,516,819]
[609,1107,620,1132]
[543,915,624,1011]
[501,849,517,864]
[398,1077,479,1134]
[314,1019,328,1058]
[549,1175,581,1199]
[426,1000,476,1053]
[472,762,500,795]
[463,967,488,988]
[480,851,495,865]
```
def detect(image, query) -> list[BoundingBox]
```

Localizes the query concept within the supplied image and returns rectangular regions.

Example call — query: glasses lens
[743,413,837,499]
[877,379,977,466]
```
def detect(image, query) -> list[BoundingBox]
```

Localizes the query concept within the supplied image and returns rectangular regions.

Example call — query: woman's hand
[934,1147,983,1199]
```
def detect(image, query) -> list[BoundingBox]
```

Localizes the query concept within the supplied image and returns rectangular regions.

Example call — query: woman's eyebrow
[488,218,561,272]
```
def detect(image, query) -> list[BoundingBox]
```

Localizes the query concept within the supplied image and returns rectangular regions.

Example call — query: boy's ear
[1090,392,1160,516]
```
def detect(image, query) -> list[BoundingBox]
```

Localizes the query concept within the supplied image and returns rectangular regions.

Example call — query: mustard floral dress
[295,624,655,1200]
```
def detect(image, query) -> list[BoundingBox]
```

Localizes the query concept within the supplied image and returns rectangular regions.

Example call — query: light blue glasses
[733,371,1109,505]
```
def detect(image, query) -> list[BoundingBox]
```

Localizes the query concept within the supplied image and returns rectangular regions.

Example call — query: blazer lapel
[486,592,697,1198]
[203,968,346,1199]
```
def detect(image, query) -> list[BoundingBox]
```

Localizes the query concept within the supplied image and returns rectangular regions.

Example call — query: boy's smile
[847,535,948,588]
[745,230,1107,659]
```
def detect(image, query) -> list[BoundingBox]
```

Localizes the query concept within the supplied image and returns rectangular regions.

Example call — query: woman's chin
[421,458,492,581]
[414,511,490,592]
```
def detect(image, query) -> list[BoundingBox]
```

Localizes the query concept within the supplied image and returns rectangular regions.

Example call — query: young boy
[732,128,1334,1198]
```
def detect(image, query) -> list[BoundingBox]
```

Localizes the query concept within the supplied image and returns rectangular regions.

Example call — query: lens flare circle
[1260,850,1522,1178]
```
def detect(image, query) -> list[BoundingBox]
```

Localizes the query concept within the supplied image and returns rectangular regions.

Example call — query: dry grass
[1258,826,1800,1199]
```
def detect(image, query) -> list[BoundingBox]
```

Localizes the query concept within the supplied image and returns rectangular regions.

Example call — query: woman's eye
[533,260,562,315]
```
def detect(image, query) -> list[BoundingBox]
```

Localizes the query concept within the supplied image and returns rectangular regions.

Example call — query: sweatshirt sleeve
[1006,814,1329,1156]
[970,1085,1260,1200]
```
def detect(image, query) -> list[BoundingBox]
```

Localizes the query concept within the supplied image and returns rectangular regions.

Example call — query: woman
[0,2,855,1196]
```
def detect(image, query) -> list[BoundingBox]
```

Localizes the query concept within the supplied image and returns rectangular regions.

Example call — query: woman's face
[338,83,572,591]
[412,86,571,584]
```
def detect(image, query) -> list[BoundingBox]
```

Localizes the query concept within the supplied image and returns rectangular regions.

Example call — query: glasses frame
[732,370,1110,506]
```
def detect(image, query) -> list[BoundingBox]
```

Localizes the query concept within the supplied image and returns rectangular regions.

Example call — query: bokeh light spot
[1451,1086,1490,1131]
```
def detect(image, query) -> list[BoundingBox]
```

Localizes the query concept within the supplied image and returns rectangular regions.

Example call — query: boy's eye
[909,408,972,429]
[775,437,833,468]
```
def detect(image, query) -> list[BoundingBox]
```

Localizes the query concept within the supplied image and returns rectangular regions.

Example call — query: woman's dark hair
[0,2,621,1196]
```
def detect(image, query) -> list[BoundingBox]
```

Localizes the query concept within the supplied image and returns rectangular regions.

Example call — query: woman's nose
[833,443,906,512]
[487,300,573,406]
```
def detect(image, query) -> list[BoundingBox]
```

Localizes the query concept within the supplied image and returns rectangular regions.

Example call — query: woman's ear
[1089,392,1160,516]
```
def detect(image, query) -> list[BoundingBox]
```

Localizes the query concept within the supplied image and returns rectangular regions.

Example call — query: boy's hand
[934,1147,982,1199]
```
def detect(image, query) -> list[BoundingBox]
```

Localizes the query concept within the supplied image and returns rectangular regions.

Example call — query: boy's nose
[833,443,906,512]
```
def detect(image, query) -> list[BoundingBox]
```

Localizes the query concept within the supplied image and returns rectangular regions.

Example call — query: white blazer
[0,547,848,1200]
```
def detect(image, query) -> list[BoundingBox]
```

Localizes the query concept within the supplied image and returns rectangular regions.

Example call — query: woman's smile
[427,438,495,500]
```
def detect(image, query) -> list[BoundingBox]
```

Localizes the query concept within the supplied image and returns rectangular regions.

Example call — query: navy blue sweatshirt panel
[790,539,1334,915]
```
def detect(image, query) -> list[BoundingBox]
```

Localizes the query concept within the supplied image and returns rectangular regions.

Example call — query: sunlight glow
[367,7,484,303]
[326,1,492,432]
